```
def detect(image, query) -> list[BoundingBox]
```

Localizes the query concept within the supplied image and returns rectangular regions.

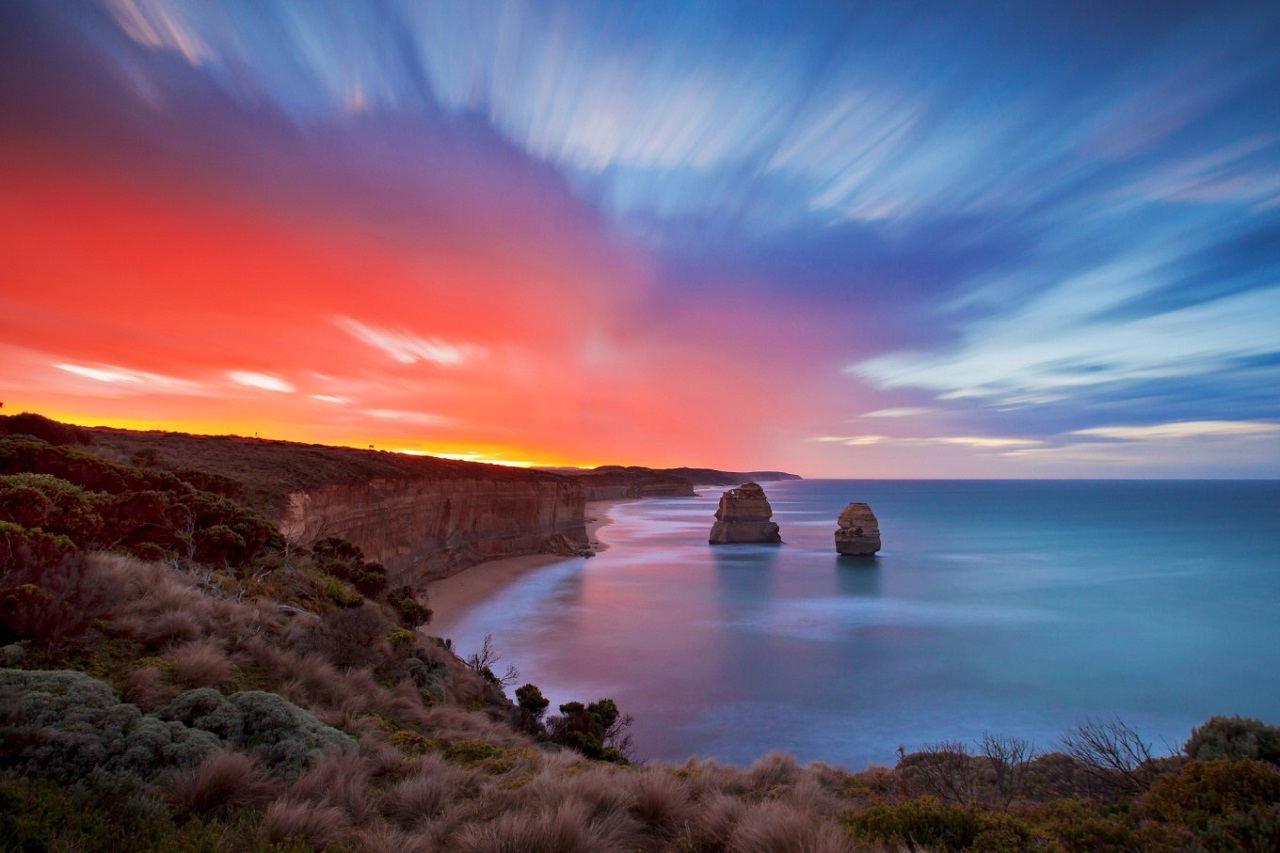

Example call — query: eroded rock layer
[709,482,781,544]
[280,477,588,582]
[835,502,881,556]
[81,425,589,583]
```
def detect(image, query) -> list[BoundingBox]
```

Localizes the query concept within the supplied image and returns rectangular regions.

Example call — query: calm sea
[433,480,1280,768]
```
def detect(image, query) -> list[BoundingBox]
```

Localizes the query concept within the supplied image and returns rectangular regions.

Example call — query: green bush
[386,585,432,628]
[1186,716,1280,764]
[2,671,354,789]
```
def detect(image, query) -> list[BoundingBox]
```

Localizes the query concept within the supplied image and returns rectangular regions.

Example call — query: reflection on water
[434,480,1280,768]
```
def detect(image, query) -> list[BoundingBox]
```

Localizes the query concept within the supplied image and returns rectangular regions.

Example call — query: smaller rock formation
[835,502,881,556]
[709,483,781,544]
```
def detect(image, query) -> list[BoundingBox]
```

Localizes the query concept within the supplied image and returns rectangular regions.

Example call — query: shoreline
[426,499,635,629]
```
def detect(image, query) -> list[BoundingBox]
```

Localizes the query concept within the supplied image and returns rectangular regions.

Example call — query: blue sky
[2,1,1278,476]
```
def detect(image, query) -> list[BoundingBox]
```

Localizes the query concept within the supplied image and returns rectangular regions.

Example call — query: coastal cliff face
[80,426,590,584]
[280,476,587,582]
[570,466,697,501]
[835,502,881,556]
[709,482,781,544]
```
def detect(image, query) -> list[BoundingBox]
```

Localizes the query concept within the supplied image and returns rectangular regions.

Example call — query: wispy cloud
[851,276,1280,406]
[860,407,934,418]
[813,434,1041,450]
[361,409,455,427]
[1072,420,1280,441]
[334,317,479,367]
[55,362,203,393]
[227,371,294,392]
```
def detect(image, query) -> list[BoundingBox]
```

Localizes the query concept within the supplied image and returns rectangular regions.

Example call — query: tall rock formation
[708,483,781,544]
[834,502,881,556]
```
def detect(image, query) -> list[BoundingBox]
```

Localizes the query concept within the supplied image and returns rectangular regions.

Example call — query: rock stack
[708,483,782,544]
[834,502,881,556]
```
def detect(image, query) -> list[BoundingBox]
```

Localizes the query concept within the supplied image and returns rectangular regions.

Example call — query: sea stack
[834,502,881,556]
[708,483,781,544]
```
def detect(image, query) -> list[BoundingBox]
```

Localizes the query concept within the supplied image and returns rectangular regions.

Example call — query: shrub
[0,523,104,652]
[229,690,356,777]
[0,413,91,445]
[1060,716,1161,795]
[1185,716,1280,764]
[1,669,220,788]
[0,473,103,546]
[848,796,1028,851]
[307,604,391,669]
[547,698,634,763]
[1139,758,1280,845]
[387,585,432,628]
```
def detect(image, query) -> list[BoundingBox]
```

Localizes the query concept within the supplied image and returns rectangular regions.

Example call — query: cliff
[566,466,697,501]
[708,482,782,544]
[76,425,589,583]
[835,502,881,556]
[663,467,802,486]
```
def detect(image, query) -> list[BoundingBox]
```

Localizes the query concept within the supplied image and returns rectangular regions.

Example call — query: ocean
[432,479,1280,769]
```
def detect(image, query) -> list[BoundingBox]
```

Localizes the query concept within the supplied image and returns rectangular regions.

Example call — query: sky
[2,1,1279,478]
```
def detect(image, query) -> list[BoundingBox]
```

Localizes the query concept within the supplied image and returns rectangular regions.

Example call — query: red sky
[3,2,1278,478]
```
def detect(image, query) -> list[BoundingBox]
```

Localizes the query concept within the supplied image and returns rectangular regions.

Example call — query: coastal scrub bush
[848,796,1032,851]
[1138,757,1280,848]
[897,741,979,805]
[1185,715,1280,764]
[0,473,103,545]
[1061,715,1160,794]
[547,698,633,763]
[515,683,550,735]
[0,412,91,445]
[386,585,432,628]
[1,669,219,788]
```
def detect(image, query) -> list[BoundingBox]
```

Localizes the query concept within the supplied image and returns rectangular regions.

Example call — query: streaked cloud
[361,409,456,427]
[55,363,202,393]
[335,317,479,367]
[813,434,1041,450]
[1072,421,1280,441]
[227,371,295,393]
[860,407,934,419]
[308,394,351,404]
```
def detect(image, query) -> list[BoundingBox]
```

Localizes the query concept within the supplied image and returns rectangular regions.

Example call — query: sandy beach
[427,499,633,628]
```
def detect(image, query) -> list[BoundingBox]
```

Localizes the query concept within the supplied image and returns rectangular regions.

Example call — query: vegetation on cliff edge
[1,414,1277,851]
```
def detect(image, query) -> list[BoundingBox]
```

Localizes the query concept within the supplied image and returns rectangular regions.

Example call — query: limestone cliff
[835,502,881,556]
[279,475,587,582]
[81,425,589,583]
[709,482,781,544]
[567,466,697,501]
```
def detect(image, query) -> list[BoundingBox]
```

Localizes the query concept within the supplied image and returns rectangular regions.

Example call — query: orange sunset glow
[3,1,1278,477]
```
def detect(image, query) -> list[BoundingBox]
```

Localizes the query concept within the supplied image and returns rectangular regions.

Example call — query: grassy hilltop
[2,414,1278,851]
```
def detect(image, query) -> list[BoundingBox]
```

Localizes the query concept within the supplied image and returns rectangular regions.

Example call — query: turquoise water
[434,480,1280,768]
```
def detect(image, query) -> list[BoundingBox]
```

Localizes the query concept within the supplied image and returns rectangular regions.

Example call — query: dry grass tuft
[120,665,179,712]
[386,767,460,828]
[166,638,233,688]
[451,799,636,853]
[746,750,801,793]
[628,767,696,836]
[168,750,278,818]
[729,800,855,853]
[349,823,437,853]
[261,797,352,848]
[291,751,375,825]
[133,607,204,648]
